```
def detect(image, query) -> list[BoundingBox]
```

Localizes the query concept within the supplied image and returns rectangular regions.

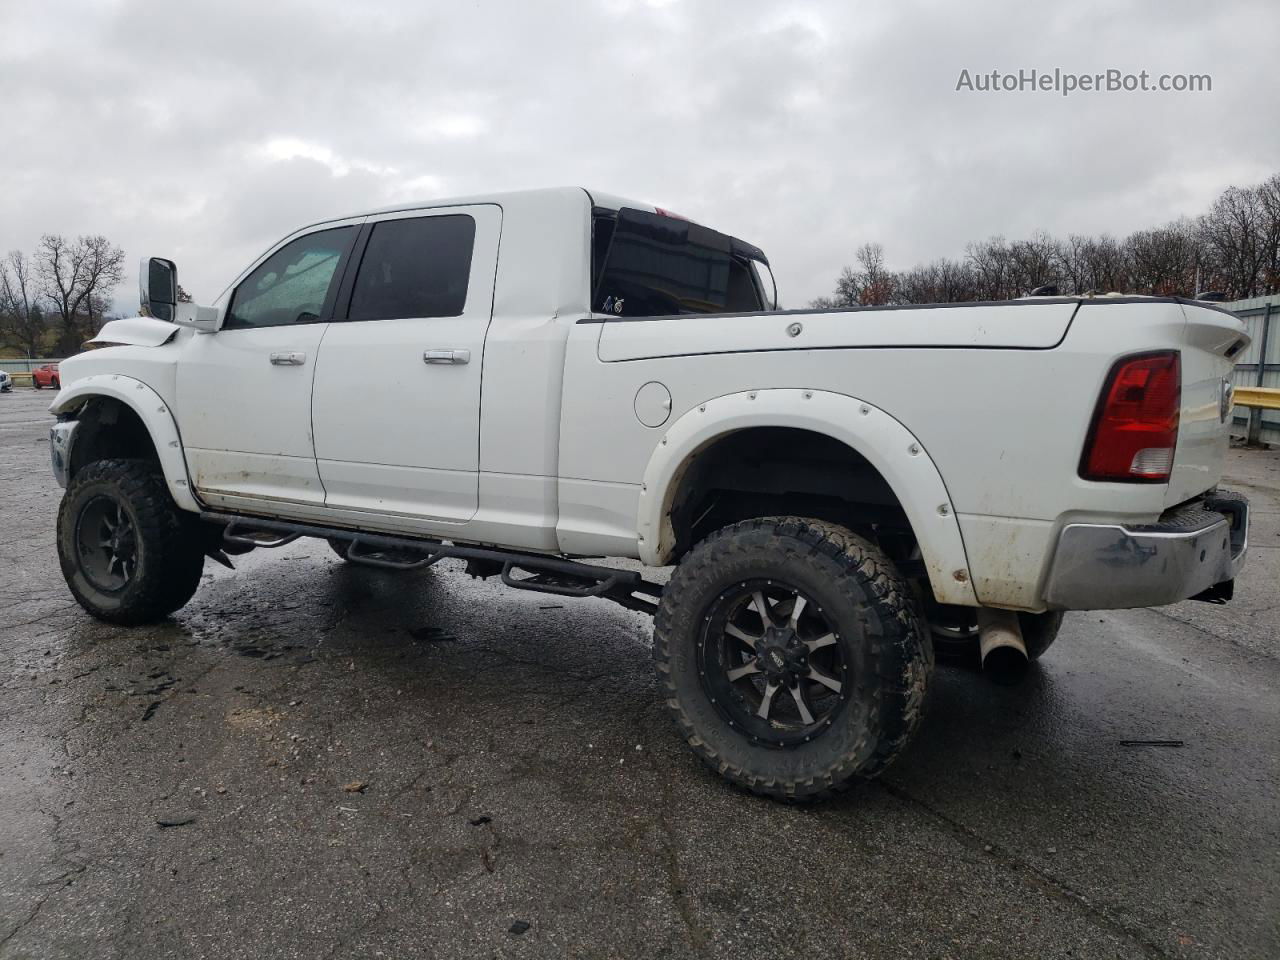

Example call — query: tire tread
[57,458,204,625]
[653,516,932,802]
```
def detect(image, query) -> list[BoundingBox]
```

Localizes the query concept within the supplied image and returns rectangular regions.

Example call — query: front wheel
[57,459,205,625]
[654,517,932,802]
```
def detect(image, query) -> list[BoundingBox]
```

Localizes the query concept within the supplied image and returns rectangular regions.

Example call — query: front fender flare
[636,388,978,606]
[50,374,200,513]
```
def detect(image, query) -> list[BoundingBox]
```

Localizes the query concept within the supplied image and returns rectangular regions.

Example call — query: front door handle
[423,349,471,365]
[269,352,307,366]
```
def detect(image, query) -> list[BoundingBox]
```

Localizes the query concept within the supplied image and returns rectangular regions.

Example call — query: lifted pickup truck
[48,187,1249,800]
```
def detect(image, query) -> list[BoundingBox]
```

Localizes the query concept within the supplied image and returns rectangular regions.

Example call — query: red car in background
[32,363,60,389]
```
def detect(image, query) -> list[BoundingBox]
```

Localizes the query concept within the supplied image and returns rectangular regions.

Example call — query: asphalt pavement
[1,385,1277,959]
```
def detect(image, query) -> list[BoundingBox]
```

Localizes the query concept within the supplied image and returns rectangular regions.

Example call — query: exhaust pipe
[976,609,1029,686]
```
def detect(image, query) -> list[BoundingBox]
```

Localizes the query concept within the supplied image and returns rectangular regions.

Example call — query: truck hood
[89,316,179,348]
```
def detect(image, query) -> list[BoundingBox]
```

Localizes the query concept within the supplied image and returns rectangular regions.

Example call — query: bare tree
[0,251,48,357]
[854,243,894,305]
[1007,231,1061,294]
[1198,187,1268,298]
[815,243,894,307]
[965,237,1013,300]
[812,170,1280,307]
[1255,174,1280,294]
[1126,221,1201,296]
[1057,234,1128,295]
[36,234,126,354]
[892,258,978,304]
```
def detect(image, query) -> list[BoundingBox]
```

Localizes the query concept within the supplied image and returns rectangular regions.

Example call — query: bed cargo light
[1080,351,1181,483]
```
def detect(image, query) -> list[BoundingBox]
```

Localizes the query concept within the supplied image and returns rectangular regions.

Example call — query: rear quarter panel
[559,299,1235,609]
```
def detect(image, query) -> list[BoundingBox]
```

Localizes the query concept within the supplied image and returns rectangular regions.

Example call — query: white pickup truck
[48,187,1250,800]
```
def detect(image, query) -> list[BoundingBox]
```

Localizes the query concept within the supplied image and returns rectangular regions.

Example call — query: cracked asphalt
[1,385,1277,960]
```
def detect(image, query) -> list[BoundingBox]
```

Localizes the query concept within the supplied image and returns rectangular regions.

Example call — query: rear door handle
[423,349,470,365]
[269,352,307,366]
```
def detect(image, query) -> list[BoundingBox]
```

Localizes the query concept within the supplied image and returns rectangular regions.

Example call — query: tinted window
[591,214,615,290]
[226,227,354,329]
[348,215,476,321]
[594,208,764,317]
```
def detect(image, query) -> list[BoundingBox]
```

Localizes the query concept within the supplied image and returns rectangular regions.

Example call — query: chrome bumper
[1043,491,1248,610]
[49,420,78,488]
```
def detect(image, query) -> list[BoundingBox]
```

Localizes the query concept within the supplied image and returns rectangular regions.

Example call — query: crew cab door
[176,222,360,507]
[310,205,500,523]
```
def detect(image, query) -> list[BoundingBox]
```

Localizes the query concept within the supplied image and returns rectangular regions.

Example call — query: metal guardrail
[1233,387,1280,411]
[1225,296,1280,444]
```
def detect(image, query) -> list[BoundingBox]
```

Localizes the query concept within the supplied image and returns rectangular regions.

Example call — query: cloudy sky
[2,0,1277,312]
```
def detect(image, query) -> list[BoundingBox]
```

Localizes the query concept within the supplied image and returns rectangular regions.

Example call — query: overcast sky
[2,0,1278,312]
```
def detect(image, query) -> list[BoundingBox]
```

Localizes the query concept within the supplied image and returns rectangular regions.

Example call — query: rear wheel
[654,517,932,802]
[57,459,205,624]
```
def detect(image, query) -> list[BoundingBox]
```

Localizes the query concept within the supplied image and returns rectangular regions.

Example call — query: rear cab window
[592,207,773,317]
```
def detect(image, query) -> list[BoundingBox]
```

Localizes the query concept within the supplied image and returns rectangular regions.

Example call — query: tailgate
[1167,302,1250,507]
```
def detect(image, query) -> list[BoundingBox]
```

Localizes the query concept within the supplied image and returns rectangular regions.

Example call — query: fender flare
[636,388,978,606]
[51,374,201,513]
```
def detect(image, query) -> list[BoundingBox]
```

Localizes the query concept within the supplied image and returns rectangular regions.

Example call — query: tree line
[0,235,125,357]
[813,172,1280,307]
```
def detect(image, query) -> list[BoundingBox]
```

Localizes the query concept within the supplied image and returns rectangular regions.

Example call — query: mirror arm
[172,303,220,332]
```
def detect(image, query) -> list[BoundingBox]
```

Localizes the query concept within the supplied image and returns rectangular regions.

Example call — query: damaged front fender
[50,374,200,513]
[88,315,180,348]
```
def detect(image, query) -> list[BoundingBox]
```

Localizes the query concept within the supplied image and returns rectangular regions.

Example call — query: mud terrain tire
[57,458,204,625]
[654,517,933,802]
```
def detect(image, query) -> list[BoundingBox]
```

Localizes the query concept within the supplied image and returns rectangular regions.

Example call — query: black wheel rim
[75,495,138,593]
[697,579,850,748]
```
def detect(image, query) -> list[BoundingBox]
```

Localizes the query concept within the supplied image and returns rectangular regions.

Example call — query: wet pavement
[1,385,1277,960]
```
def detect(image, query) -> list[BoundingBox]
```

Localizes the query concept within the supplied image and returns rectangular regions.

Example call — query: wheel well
[67,398,161,481]
[666,427,923,575]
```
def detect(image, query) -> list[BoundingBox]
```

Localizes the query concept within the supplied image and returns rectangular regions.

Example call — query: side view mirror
[139,256,220,332]
[140,256,177,321]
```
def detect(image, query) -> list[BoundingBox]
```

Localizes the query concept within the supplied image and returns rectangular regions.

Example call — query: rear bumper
[1042,491,1248,610]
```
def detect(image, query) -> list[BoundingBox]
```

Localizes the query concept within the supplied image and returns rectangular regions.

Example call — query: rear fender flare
[51,375,200,513]
[637,388,978,606]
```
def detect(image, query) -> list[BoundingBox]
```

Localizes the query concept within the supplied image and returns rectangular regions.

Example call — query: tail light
[1080,351,1181,483]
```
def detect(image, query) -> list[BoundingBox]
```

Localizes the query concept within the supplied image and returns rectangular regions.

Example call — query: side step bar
[201,512,663,615]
